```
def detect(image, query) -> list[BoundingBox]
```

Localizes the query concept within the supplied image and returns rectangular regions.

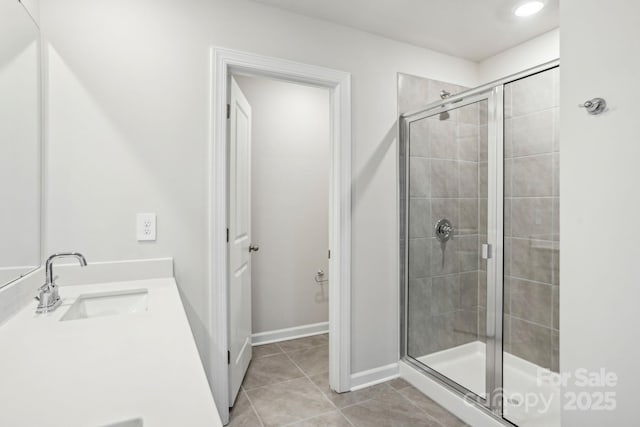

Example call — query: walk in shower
[399,62,559,427]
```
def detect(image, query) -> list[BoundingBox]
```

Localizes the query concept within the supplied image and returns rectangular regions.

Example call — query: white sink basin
[60,289,148,321]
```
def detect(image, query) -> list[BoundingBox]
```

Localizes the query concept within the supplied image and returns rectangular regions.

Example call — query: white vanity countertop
[0,278,221,427]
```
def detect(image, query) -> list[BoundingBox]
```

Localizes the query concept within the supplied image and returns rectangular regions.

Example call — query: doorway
[208,47,352,425]
[227,74,332,404]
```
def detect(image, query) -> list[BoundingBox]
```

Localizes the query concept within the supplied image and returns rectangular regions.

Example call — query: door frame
[208,47,352,424]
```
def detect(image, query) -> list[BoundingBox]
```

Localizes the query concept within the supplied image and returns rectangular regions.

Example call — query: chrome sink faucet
[36,252,87,313]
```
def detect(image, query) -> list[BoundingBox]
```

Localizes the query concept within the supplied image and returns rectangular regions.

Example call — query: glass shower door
[403,91,502,406]
[501,67,560,427]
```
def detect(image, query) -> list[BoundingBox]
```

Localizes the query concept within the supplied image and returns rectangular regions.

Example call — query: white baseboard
[251,321,329,346]
[399,360,506,427]
[350,362,399,391]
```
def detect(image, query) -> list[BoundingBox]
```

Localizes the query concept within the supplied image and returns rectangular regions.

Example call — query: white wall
[478,28,559,84]
[560,1,640,425]
[40,0,479,396]
[19,0,40,25]
[234,75,330,334]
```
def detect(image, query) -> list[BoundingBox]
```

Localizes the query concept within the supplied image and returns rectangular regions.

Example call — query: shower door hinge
[227,350,230,364]
[226,103,230,119]
[226,228,229,243]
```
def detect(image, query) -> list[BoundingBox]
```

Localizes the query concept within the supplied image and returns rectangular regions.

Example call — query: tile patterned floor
[229,334,469,427]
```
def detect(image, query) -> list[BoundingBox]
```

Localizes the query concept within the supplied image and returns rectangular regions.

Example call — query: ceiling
[249,0,559,61]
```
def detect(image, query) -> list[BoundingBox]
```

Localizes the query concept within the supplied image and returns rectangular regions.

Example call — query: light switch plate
[137,213,156,241]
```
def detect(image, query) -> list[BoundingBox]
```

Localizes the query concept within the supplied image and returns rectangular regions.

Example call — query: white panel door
[228,77,253,405]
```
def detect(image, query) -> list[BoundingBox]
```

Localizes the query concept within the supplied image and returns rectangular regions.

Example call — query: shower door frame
[399,60,559,420]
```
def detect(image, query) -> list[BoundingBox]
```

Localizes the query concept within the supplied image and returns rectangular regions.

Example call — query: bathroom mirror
[0,0,41,288]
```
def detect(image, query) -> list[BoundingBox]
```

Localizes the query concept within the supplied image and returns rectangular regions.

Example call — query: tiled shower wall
[399,67,560,372]
[399,73,487,357]
[503,68,560,372]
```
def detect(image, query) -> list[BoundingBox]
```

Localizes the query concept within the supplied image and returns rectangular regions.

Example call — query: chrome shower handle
[435,218,454,243]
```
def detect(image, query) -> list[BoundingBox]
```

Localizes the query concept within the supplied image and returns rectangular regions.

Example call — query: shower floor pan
[417,341,560,427]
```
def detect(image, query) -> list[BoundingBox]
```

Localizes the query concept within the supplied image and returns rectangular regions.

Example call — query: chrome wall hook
[579,97,607,115]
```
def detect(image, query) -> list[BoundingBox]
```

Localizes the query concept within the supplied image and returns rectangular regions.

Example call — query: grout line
[389,386,447,427]
[282,343,328,356]
[338,409,357,427]
[507,105,559,120]
[509,313,554,330]
[280,409,341,427]
[507,152,555,160]
[240,389,265,427]
[507,276,555,287]
[281,343,340,413]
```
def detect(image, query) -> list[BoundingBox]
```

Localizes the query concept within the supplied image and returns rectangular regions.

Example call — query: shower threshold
[416,341,560,427]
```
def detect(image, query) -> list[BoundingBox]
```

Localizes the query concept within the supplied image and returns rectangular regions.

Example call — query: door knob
[249,244,260,253]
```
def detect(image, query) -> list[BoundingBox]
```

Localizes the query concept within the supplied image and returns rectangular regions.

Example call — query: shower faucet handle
[435,218,454,243]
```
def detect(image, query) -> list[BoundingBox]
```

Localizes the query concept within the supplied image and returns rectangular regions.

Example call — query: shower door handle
[482,244,493,260]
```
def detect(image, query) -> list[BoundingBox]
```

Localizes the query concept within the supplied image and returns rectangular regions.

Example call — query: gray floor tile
[229,390,263,427]
[387,377,412,390]
[253,343,284,359]
[246,377,335,427]
[309,372,394,409]
[278,334,329,353]
[341,389,442,427]
[242,353,305,390]
[399,386,466,427]
[288,345,329,376]
[287,410,351,426]
[231,336,465,427]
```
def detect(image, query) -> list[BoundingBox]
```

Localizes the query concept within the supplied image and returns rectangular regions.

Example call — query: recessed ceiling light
[514,1,545,17]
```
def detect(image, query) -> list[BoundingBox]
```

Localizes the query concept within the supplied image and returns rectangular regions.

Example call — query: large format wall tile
[510,197,554,240]
[510,238,554,284]
[431,275,460,314]
[458,134,479,162]
[510,317,553,369]
[430,159,459,197]
[511,154,553,197]
[429,120,457,159]
[408,238,430,279]
[508,110,554,157]
[398,73,430,113]
[431,238,459,276]
[504,67,559,372]
[510,278,553,327]
[409,198,431,239]
[410,119,430,157]
[458,162,479,197]
[459,271,478,309]
[409,157,430,197]
[458,198,479,235]
[509,70,556,117]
